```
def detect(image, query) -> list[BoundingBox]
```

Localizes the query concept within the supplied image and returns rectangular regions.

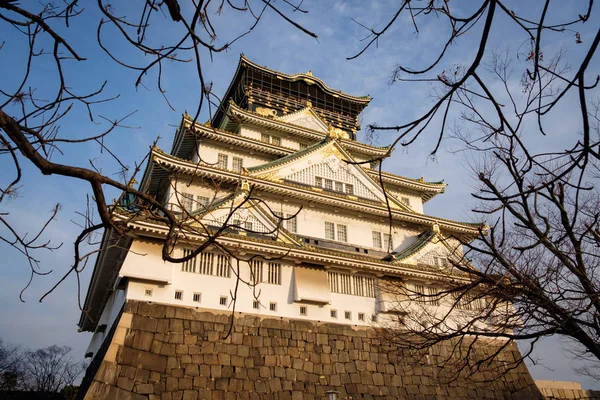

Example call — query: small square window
[144,289,153,297]
[358,313,365,321]
[345,184,354,195]
[269,302,277,312]
[401,197,410,206]
[299,143,308,150]
[271,136,281,146]
[174,290,183,300]
[330,309,337,319]
[371,314,378,322]
[261,133,271,143]
[324,179,333,190]
[300,306,307,316]
[253,300,260,310]
[315,177,322,187]
[345,311,351,320]
[335,181,344,192]
[219,296,228,306]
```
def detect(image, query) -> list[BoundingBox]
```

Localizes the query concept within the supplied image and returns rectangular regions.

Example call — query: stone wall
[80,300,543,400]
[536,381,600,400]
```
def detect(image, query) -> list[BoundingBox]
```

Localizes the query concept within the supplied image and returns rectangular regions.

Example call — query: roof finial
[306,100,312,108]
[432,223,440,233]
[241,180,251,192]
[306,70,313,76]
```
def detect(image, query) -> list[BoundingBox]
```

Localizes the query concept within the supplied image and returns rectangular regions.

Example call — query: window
[433,256,447,267]
[267,263,281,285]
[253,300,260,310]
[250,260,263,284]
[345,311,351,320]
[324,179,333,190]
[197,196,209,210]
[174,290,183,300]
[286,214,297,233]
[358,313,365,321]
[269,302,277,312]
[299,306,307,316]
[271,136,281,146]
[180,192,194,212]
[144,289,153,297]
[232,157,243,173]
[330,309,337,319]
[214,254,230,278]
[335,181,344,192]
[299,143,308,150]
[401,197,410,206]
[371,314,378,323]
[426,287,439,306]
[383,233,393,252]
[182,250,231,278]
[315,177,322,187]
[337,224,347,242]
[345,184,354,195]
[325,222,335,240]
[244,221,253,231]
[328,272,376,298]
[217,153,228,169]
[315,177,354,195]
[372,231,382,248]
[193,293,201,303]
[454,293,485,311]
[219,296,228,306]
[261,133,270,143]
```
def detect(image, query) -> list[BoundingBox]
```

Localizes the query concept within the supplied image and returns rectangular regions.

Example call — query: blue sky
[0,0,598,389]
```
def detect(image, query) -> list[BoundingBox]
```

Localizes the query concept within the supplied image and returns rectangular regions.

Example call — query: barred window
[324,179,333,190]
[328,271,376,298]
[353,275,365,297]
[337,224,347,242]
[180,192,194,212]
[182,249,196,273]
[335,181,344,192]
[271,136,281,146]
[215,254,230,278]
[253,300,260,309]
[300,306,307,316]
[340,273,352,294]
[232,157,243,173]
[219,296,228,306]
[267,262,281,285]
[193,293,201,303]
[345,184,354,195]
[197,196,209,210]
[358,313,365,321]
[401,197,410,206]
[269,302,277,311]
[182,250,231,278]
[383,233,393,252]
[372,231,382,248]
[174,290,183,300]
[244,221,253,231]
[250,260,263,284]
[330,309,337,318]
[345,311,351,320]
[286,214,297,233]
[315,177,322,187]
[426,287,439,306]
[261,133,270,143]
[199,252,214,275]
[454,293,485,311]
[299,143,308,150]
[325,222,335,240]
[217,153,228,169]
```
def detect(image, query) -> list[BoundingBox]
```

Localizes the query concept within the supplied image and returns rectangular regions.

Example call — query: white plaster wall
[385,186,424,214]
[124,253,379,327]
[239,126,300,150]
[119,241,173,283]
[192,141,274,168]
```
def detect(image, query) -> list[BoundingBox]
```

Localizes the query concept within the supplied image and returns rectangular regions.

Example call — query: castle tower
[77,55,542,399]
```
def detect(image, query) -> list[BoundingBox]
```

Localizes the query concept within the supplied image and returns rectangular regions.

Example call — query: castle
[77,55,543,399]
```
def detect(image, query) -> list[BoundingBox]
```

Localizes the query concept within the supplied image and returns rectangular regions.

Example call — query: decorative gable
[277,107,328,133]
[193,192,301,245]
[248,140,406,209]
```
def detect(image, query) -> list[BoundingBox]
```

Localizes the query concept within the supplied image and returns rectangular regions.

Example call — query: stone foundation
[80,300,543,399]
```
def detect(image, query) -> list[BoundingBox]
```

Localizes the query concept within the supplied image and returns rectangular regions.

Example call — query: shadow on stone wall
[80,301,544,400]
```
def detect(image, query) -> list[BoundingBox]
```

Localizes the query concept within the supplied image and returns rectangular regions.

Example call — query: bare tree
[0,1,314,311]
[350,0,600,379]
[0,338,24,391]
[21,345,85,394]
